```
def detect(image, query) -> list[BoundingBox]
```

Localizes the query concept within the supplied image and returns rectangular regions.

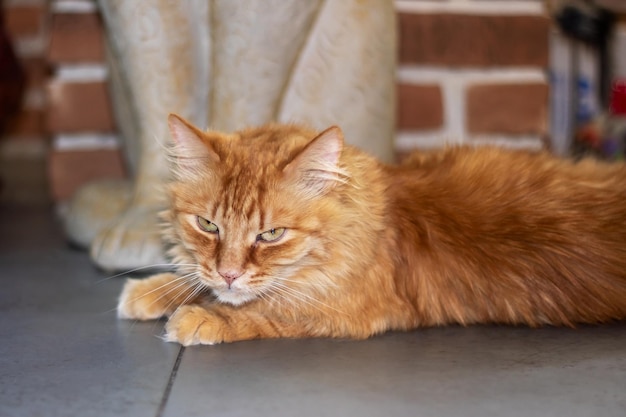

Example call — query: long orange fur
[117,114,626,345]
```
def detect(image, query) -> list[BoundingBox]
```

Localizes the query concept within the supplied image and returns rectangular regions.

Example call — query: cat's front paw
[165,305,226,346]
[117,274,178,320]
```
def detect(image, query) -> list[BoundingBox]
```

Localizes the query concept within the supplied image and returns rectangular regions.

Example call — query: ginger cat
[117,114,626,345]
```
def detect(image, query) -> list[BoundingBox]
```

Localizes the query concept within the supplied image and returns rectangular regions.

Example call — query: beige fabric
[64,0,396,271]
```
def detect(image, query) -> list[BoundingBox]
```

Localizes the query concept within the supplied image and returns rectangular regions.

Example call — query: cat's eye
[196,216,219,233]
[258,227,286,242]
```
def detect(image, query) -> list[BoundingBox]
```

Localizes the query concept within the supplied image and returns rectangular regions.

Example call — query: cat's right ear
[168,114,220,173]
[282,126,346,198]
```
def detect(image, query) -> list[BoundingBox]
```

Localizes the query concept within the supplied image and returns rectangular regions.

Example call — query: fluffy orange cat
[117,114,626,345]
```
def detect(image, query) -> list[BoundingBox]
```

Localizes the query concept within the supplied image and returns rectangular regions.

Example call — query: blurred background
[0,0,625,209]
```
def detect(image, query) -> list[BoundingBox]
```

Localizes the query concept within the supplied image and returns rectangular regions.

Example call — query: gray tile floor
[1,206,625,417]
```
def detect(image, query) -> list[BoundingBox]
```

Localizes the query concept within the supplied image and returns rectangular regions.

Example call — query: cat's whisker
[274,274,338,290]
[259,290,283,310]
[255,290,272,304]
[263,286,292,308]
[148,276,201,313]
[272,280,334,303]
[170,280,207,318]
[102,273,198,315]
[253,284,279,306]
[155,282,204,328]
[268,281,346,316]
[269,281,325,304]
[120,273,197,307]
[147,281,201,332]
[265,285,332,316]
[95,263,199,283]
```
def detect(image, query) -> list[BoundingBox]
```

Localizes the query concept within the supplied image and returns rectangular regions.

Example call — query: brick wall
[1,0,557,204]
[0,0,126,205]
[45,0,126,202]
[1,0,49,205]
[395,0,550,156]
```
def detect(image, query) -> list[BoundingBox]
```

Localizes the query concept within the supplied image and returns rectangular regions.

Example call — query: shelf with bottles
[574,79,626,160]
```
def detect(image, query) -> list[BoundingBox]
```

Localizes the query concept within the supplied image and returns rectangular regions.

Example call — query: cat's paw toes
[165,305,224,346]
[90,205,167,272]
[117,277,170,320]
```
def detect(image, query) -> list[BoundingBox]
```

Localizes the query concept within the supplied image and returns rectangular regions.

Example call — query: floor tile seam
[155,346,186,417]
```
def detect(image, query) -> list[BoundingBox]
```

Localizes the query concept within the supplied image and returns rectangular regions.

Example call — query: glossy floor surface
[1,207,625,417]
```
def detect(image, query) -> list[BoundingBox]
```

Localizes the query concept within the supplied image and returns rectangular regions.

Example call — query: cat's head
[164,114,349,306]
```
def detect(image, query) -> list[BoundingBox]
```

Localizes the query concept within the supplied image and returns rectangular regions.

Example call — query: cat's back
[387,146,626,327]
[388,145,626,253]
[397,145,626,198]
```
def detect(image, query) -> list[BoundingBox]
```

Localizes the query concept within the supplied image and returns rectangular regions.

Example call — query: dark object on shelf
[555,1,615,105]
[0,6,25,136]
[574,80,626,160]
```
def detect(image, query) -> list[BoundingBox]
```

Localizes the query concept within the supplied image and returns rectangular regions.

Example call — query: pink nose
[218,269,244,286]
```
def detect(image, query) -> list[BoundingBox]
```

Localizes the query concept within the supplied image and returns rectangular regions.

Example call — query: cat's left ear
[168,113,220,173]
[282,126,345,197]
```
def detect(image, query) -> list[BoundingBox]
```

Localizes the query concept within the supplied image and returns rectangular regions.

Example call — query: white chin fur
[216,290,257,306]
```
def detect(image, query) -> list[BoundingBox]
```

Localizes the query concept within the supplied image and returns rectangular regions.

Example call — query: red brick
[46,81,115,133]
[398,13,549,67]
[21,58,48,89]
[47,13,105,63]
[48,149,127,201]
[466,83,549,135]
[4,5,45,37]
[4,109,45,137]
[397,83,443,130]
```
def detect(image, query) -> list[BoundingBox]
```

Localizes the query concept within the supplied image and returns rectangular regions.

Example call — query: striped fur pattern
[117,114,626,345]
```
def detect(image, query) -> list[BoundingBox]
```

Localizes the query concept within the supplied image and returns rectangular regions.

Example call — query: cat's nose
[218,269,244,287]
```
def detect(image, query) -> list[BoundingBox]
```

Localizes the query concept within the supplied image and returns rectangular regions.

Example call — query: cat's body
[118,115,626,345]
